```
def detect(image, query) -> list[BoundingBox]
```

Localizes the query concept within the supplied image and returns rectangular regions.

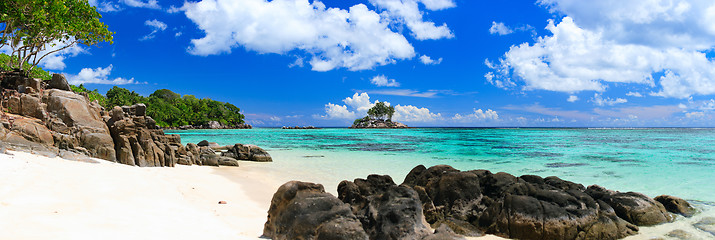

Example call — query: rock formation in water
[350,118,409,129]
[266,165,695,240]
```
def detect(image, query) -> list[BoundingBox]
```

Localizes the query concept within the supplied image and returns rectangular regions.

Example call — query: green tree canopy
[0,0,113,74]
[367,101,395,121]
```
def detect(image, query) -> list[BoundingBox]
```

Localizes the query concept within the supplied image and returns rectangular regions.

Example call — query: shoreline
[2,149,713,239]
[0,150,509,239]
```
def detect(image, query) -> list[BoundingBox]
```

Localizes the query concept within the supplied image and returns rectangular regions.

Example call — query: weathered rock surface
[106,104,185,167]
[1,73,266,168]
[220,143,273,162]
[399,165,689,240]
[351,118,409,129]
[43,89,116,161]
[263,181,369,240]
[48,73,71,91]
[654,195,696,217]
[338,174,461,240]
[586,185,674,226]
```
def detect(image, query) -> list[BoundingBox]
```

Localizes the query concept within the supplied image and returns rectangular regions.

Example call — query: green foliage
[0,53,51,80]
[106,86,141,107]
[367,102,395,121]
[100,87,245,128]
[0,0,114,74]
[354,116,370,125]
[70,84,107,107]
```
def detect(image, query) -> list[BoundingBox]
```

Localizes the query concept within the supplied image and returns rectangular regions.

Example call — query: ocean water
[169,128,715,238]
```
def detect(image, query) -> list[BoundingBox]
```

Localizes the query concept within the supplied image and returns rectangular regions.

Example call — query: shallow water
[169,128,715,239]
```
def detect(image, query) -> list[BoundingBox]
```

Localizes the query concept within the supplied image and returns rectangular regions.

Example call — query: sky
[11,0,715,127]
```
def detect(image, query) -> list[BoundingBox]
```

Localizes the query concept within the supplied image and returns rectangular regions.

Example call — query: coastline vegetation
[354,101,395,125]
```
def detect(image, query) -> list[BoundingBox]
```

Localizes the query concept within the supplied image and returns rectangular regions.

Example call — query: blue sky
[14,0,715,127]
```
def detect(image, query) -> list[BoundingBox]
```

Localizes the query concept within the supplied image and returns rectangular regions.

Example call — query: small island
[350,101,409,128]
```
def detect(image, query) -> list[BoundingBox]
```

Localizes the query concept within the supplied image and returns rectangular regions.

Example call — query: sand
[0,150,506,240]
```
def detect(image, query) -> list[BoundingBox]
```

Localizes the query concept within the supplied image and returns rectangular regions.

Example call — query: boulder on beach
[221,143,272,162]
[263,181,369,240]
[654,195,696,217]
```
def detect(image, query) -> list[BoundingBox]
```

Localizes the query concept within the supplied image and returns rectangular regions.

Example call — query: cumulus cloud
[590,93,627,106]
[567,95,579,102]
[319,92,441,122]
[489,22,513,35]
[452,109,498,122]
[370,75,400,87]
[66,65,140,85]
[393,104,442,122]
[368,0,455,40]
[488,1,715,99]
[321,103,357,119]
[140,19,167,41]
[419,55,443,65]
[181,0,454,71]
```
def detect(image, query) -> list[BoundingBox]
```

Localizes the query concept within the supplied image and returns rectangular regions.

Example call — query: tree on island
[367,101,395,121]
[0,0,113,75]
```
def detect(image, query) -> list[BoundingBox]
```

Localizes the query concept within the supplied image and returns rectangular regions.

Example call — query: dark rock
[654,195,696,217]
[402,165,645,240]
[338,174,434,240]
[48,73,71,91]
[263,181,368,240]
[586,185,674,226]
[197,140,210,147]
[694,217,715,236]
[199,148,219,166]
[221,143,272,162]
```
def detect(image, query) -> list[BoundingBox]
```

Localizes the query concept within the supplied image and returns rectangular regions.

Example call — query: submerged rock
[694,217,715,236]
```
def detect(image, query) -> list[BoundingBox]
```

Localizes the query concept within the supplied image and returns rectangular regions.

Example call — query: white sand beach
[0,151,507,240]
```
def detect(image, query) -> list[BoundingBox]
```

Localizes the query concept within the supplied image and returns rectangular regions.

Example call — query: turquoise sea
[170,128,714,201]
[169,127,715,238]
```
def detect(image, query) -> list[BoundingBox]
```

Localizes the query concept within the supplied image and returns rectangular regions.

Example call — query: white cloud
[452,108,499,122]
[90,0,159,11]
[321,103,357,119]
[686,111,705,118]
[368,0,454,40]
[182,0,454,71]
[320,92,443,122]
[368,89,451,98]
[269,116,282,121]
[591,93,627,106]
[393,104,442,122]
[419,55,443,65]
[489,1,715,99]
[370,75,400,87]
[489,22,513,35]
[167,5,182,13]
[140,19,167,41]
[121,0,160,9]
[66,65,140,85]
[567,95,579,102]
[626,92,644,97]
[343,92,377,114]
[416,0,455,10]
